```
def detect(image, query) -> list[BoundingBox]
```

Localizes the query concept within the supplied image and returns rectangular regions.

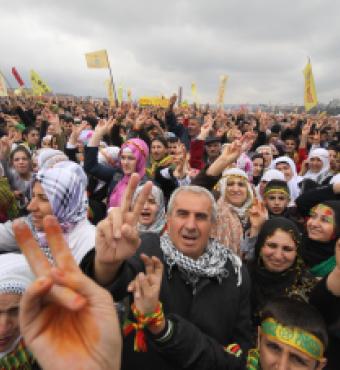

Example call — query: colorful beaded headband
[261,318,324,361]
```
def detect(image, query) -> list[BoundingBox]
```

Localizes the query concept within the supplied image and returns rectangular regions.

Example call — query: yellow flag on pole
[191,82,198,104]
[303,60,318,111]
[30,70,52,96]
[117,85,123,105]
[217,75,228,106]
[105,79,115,107]
[0,72,8,96]
[85,50,109,68]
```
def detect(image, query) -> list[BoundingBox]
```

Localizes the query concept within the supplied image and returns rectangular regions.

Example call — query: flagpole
[105,52,118,107]
[0,70,13,90]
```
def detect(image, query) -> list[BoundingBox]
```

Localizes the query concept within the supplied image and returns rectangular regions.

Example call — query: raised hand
[95,174,153,285]
[13,216,122,370]
[248,198,268,236]
[128,254,164,315]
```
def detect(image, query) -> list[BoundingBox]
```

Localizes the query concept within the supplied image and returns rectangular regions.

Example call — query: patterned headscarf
[0,253,34,296]
[35,165,88,228]
[34,148,68,171]
[133,184,166,234]
[109,138,149,208]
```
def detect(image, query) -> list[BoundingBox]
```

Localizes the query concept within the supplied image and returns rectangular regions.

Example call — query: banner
[217,75,228,106]
[303,60,318,112]
[191,82,198,104]
[30,70,52,96]
[139,96,169,108]
[117,85,123,105]
[11,67,25,87]
[85,49,109,68]
[0,72,8,96]
[105,79,115,107]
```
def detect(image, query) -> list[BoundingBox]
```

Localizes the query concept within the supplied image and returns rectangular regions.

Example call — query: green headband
[261,318,324,361]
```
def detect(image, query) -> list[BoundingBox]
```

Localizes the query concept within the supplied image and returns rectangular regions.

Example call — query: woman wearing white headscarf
[271,156,302,202]
[0,253,36,368]
[133,184,166,235]
[303,148,331,184]
[0,164,95,264]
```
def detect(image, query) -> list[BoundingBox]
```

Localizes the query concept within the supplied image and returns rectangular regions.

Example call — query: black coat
[83,233,252,370]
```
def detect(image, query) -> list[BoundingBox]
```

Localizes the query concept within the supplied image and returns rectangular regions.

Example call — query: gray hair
[167,185,217,222]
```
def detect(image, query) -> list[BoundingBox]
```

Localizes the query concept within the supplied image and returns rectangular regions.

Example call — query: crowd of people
[0,93,339,369]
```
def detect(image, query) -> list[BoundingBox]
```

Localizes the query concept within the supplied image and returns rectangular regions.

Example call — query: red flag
[11,67,25,87]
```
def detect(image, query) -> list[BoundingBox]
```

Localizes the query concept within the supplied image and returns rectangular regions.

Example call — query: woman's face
[309,157,323,173]
[27,181,53,231]
[261,229,297,272]
[151,140,167,161]
[225,177,248,207]
[12,150,31,176]
[139,194,159,226]
[253,158,264,177]
[258,148,272,168]
[120,151,137,175]
[276,162,293,181]
[307,204,335,242]
[0,293,21,353]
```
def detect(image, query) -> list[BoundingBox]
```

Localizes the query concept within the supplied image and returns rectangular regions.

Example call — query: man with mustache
[87,174,252,370]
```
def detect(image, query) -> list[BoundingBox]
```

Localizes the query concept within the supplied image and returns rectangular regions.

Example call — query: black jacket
[83,233,252,370]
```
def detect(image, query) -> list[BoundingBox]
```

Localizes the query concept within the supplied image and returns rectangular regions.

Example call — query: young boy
[248,297,328,370]
[263,179,291,217]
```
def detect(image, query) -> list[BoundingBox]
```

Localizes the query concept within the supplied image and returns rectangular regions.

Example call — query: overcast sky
[1,0,339,104]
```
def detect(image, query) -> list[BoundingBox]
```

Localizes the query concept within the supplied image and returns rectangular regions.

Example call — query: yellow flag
[117,85,123,105]
[303,61,318,111]
[30,70,52,96]
[191,82,198,104]
[217,75,228,106]
[127,88,132,102]
[0,72,8,96]
[105,79,115,107]
[85,49,109,68]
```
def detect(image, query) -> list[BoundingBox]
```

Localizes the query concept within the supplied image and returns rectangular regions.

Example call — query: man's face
[0,293,21,353]
[205,142,221,160]
[264,191,289,215]
[188,119,201,138]
[167,191,213,259]
[151,140,167,161]
[27,129,40,146]
[259,333,326,370]
[328,149,339,172]
[168,142,179,156]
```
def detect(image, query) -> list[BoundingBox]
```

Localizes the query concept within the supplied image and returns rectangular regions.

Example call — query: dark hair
[23,126,39,137]
[151,136,168,148]
[261,297,328,349]
[251,153,264,162]
[167,136,180,144]
[10,145,32,164]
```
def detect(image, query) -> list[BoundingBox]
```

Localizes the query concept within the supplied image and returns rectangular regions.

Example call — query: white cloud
[1,0,339,103]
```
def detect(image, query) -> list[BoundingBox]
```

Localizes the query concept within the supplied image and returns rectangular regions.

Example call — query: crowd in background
[0,94,340,370]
